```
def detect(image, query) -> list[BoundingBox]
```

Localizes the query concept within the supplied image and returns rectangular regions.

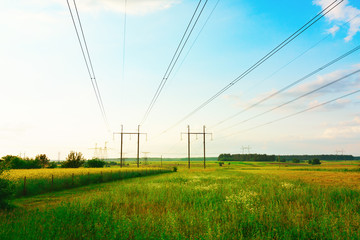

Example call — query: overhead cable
[66,0,111,131]
[221,68,360,132]
[140,0,209,125]
[214,44,360,128]
[162,0,343,134]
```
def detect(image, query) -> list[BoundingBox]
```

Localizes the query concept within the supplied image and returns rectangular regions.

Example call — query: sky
[0,0,359,160]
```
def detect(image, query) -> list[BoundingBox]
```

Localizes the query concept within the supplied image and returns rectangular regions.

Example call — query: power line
[241,12,360,100]
[227,89,360,136]
[72,0,109,129]
[122,0,127,92]
[66,0,110,131]
[171,0,221,80]
[221,68,360,132]
[140,0,209,125]
[161,0,343,133]
[214,44,360,128]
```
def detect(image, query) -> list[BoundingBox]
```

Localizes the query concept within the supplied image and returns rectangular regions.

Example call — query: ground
[0,161,359,239]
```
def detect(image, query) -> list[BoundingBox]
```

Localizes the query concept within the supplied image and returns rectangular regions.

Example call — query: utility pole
[103,141,108,160]
[187,125,190,169]
[142,152,150,165]
[181,125,213,169]
[113,125,147,168]
[89,143,100,159]
[335,149,344,161]
[242,145,251,161]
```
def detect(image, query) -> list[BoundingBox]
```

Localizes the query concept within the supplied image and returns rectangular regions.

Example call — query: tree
[1,155,24,169]
[47,162,58,168]
[308,158,321,165]
[292,159,300,163]
[61,151,85,168]
[84,159,106,168]
[218,154,232,161]
[35,154,50,168]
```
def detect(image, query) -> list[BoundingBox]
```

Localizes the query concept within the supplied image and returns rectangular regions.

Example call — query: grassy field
[0,161,360,239]
[1,168,171,197]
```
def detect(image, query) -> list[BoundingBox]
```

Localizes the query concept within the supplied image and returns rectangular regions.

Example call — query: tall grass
[0,168,359,239]
[9,168,171,197]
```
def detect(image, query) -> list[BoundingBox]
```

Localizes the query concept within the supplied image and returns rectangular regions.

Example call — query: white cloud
[288,64,360,96]
[327,25,340,35]
[314,0,360,41]
[321,116,360,139]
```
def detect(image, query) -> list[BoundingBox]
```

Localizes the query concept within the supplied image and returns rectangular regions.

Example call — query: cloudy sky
[0,0,359,159]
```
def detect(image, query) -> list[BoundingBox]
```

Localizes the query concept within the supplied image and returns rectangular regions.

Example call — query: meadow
[0,160,359,239]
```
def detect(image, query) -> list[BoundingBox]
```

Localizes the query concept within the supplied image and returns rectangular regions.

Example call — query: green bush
[308,158,321,165]
[84,159,106,168]
[0,164,14,208]
[1,155,41,169]
[61,151,85,168]
[292,159,300,163]
[35,154,50,168]
[172,167,177,172]
[218,161,224,167]
[47,162,58,168]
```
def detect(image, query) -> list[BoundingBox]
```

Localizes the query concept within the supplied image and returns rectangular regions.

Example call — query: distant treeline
[218,154,358,162]
[279,155,355,161]
[218,154,276,162]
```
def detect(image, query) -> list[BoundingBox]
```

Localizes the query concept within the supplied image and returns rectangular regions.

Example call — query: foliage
[218,153,276,162]
[172,167,177,172]
[219,154,356,162]
[218,154,232,161]
[84,159,106,168]
[47,162,58,168]
[309,158,321,165]
[35,154,50,168]
[1,155,41,169]
[218,161,224,167]
[281,154,354,161]
[0,163,14,208]
[61,151,85,168]
[292,158,300,163]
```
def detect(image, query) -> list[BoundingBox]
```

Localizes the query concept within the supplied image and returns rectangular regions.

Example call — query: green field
[1,161,360,239]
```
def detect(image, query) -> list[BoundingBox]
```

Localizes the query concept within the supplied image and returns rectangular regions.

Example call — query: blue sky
[0,0,359,159]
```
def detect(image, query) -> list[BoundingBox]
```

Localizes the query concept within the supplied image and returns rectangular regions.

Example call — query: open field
[0,161,360,239]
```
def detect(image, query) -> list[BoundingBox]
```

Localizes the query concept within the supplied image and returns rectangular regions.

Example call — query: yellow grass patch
[1,168,151,181]
[239,169,360,190]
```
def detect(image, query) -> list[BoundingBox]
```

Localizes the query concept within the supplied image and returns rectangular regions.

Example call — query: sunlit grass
[1,167,171,197]
[0,161,359,239]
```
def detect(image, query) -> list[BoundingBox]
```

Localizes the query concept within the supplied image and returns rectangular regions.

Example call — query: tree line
[218,153,357,162]
[218,154,276,162]
[0,151,108,169]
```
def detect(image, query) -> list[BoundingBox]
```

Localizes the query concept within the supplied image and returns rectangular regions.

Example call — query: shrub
[47,162,58,168]
[172,167,177,172]
[292,159,300,163]
[84,159,106,168]
[218,161,224,167]
[61,151,85,168]
[35,154,50,168]
[309,158,321,165]
[0,155,41,169]
[0,164,14,208]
